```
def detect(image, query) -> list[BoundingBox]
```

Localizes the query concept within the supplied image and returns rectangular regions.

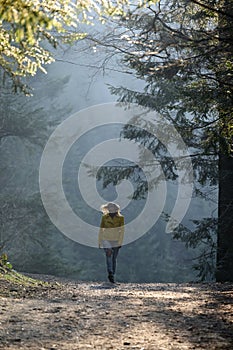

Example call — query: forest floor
[0,272,233,350]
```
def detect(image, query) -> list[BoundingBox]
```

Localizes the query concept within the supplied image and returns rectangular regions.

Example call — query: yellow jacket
[98,214,125,247]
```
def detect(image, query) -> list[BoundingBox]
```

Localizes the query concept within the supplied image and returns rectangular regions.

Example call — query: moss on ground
[0,269,60,298]
[0,269,48,287]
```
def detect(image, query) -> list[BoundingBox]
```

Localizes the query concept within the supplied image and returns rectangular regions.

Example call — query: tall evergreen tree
[87,0,233,280]
[215,0,233,281]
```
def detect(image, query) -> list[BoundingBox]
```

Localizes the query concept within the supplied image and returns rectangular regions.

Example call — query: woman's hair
[100,202,120,215]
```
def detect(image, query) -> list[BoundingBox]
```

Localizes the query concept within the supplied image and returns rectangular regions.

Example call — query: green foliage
[0,268,52,289]
[107,0,232,156]
[0,76,69,262]
[0,0,147,94]
[172,218,217,281]
[85,0,233,280]
[0,0,81,93]
[0,75,70,148]
[0,193,51,253]
[0,253,13,272]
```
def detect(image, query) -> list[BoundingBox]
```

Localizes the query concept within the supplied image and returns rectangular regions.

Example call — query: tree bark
[216,0,233,282]
[216,154,233,281]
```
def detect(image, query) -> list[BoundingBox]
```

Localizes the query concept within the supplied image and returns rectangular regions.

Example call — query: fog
[0,29,217,283]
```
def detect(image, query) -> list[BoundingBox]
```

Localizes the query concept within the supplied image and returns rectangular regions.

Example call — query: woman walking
[98,202,124,283]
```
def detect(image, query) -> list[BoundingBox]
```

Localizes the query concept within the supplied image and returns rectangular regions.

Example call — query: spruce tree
[88,0,233,280]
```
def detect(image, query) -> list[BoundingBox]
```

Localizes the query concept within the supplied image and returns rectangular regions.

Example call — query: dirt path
[0,274,233,349]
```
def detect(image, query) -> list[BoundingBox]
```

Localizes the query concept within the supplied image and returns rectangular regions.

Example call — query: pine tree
[87,0,233,280]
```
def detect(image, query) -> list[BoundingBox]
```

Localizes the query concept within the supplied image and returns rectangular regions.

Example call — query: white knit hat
[100,202,120,214]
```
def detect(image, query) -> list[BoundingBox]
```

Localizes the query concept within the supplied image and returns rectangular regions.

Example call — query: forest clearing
[0,273,232,350]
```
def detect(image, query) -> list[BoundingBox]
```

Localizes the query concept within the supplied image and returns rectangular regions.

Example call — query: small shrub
[0,253,13,272]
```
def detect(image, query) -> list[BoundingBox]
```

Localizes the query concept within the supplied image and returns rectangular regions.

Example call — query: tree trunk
[216,154,233,281]
[215,0,233,282]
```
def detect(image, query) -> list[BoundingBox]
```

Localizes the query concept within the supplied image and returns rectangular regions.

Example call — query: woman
[98,202,124,283]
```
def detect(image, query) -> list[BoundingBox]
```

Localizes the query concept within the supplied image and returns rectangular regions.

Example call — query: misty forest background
[1,0,232,283]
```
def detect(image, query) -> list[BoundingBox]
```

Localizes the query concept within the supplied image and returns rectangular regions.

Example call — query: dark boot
[108,272,115,283]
